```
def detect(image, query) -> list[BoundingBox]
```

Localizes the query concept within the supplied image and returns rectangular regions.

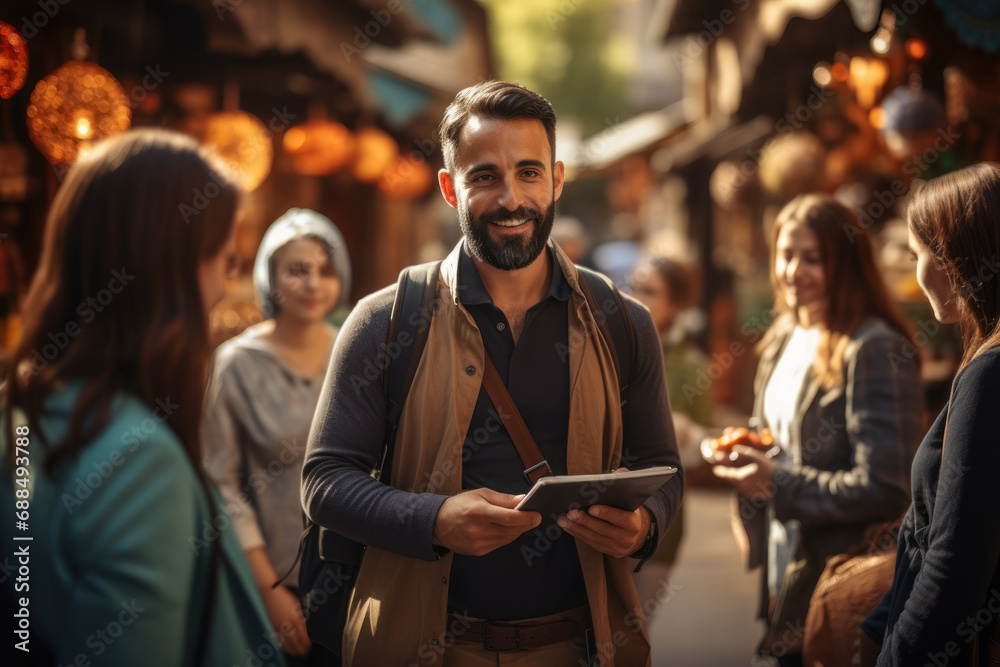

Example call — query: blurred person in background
[708,194,923,666]
[202,208,350,665]
[628,254,713,618]
[863,162,1000,666]
[549,215,590,265]
[0,129,283,666]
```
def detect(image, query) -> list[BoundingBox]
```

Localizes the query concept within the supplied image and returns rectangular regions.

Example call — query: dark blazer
[736,314,924,655]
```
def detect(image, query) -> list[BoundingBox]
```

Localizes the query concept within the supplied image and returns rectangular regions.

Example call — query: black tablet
[514,466,678,518]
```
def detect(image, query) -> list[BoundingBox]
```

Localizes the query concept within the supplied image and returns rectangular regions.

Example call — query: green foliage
[479,0,635,136]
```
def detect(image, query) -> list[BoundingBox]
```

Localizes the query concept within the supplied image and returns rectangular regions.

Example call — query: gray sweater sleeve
[301,287,449,562]
[202,349,266,553]
[620,295,685,557]
[301,289,685,563]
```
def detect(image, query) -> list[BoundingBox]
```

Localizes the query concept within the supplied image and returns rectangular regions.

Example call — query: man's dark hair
[438,80,556,173]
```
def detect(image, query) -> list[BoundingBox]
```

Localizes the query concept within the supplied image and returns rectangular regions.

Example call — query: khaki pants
[443,605,591,667]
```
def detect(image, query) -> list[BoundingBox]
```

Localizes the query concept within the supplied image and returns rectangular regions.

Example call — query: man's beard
[459,200,556,271]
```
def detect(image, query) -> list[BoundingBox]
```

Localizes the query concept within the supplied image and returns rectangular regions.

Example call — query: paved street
[649,488,764,667]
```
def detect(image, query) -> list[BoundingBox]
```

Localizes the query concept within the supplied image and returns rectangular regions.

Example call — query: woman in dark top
[864,161,1000,665]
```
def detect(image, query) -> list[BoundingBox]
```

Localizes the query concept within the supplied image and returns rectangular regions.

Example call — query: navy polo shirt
[447,242,588,620]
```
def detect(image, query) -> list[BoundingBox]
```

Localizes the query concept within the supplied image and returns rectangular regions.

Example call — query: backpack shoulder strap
[279,265,441,590]
[378,260,441,481]
[575,266,636,408]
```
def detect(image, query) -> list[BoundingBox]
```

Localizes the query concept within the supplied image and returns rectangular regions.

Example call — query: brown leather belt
[449,614,585,651]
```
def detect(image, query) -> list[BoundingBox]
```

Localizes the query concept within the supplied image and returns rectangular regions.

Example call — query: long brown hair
[762,194,915,389]
[4,129,239,474]
[908,162,1000,371]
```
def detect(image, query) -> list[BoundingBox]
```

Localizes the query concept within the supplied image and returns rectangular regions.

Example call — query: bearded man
[303,80,683,666]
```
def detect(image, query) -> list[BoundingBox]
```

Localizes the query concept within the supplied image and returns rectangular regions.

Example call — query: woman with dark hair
[202,208,351,664]
[0,129,283,666]
[863,162,1000,666]
[708,194,924,666]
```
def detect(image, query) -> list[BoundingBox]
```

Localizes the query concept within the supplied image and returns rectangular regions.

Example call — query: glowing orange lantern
[283,119,356,176]
[377,156,434,199]
[905,38,928,61]
[203,110,273,191]
[0,22,28,99]
[350,127,398,183]
[26,61,131,165]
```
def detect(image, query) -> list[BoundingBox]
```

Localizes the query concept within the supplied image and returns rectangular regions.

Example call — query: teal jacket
[0,383,284,666]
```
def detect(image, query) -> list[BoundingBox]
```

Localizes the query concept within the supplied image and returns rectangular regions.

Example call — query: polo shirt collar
[457,239,571,307]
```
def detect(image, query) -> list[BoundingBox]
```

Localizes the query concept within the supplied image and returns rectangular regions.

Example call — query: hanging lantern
[758,132,826,199]
[203,110,273,191]
[0,22,28,99]
[350,127,398,183]
[283,119,356,176]
[377,156,434,199]
[880,86,946,160]
[905,38,928,61]
[26,61,131,165]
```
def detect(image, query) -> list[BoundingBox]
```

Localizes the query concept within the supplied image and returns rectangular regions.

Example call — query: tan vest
[343,242,651,666]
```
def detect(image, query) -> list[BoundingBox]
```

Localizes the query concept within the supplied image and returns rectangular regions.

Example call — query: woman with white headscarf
[202,208,351,665]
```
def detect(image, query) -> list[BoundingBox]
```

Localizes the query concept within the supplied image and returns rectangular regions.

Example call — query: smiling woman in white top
[709,194,924,667]
[202,208,351,665]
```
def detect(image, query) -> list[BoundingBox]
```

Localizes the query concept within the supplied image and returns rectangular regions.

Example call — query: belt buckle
[481,620,518,652]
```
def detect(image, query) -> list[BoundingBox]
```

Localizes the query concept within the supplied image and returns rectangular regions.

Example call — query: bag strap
[576,266,635,407]
[481,353,552,485]
[380,261,441,481]
[276,261,441,586]
[477,266,636,485]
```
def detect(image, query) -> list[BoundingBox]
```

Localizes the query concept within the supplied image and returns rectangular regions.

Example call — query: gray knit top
[202,323,337,582]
